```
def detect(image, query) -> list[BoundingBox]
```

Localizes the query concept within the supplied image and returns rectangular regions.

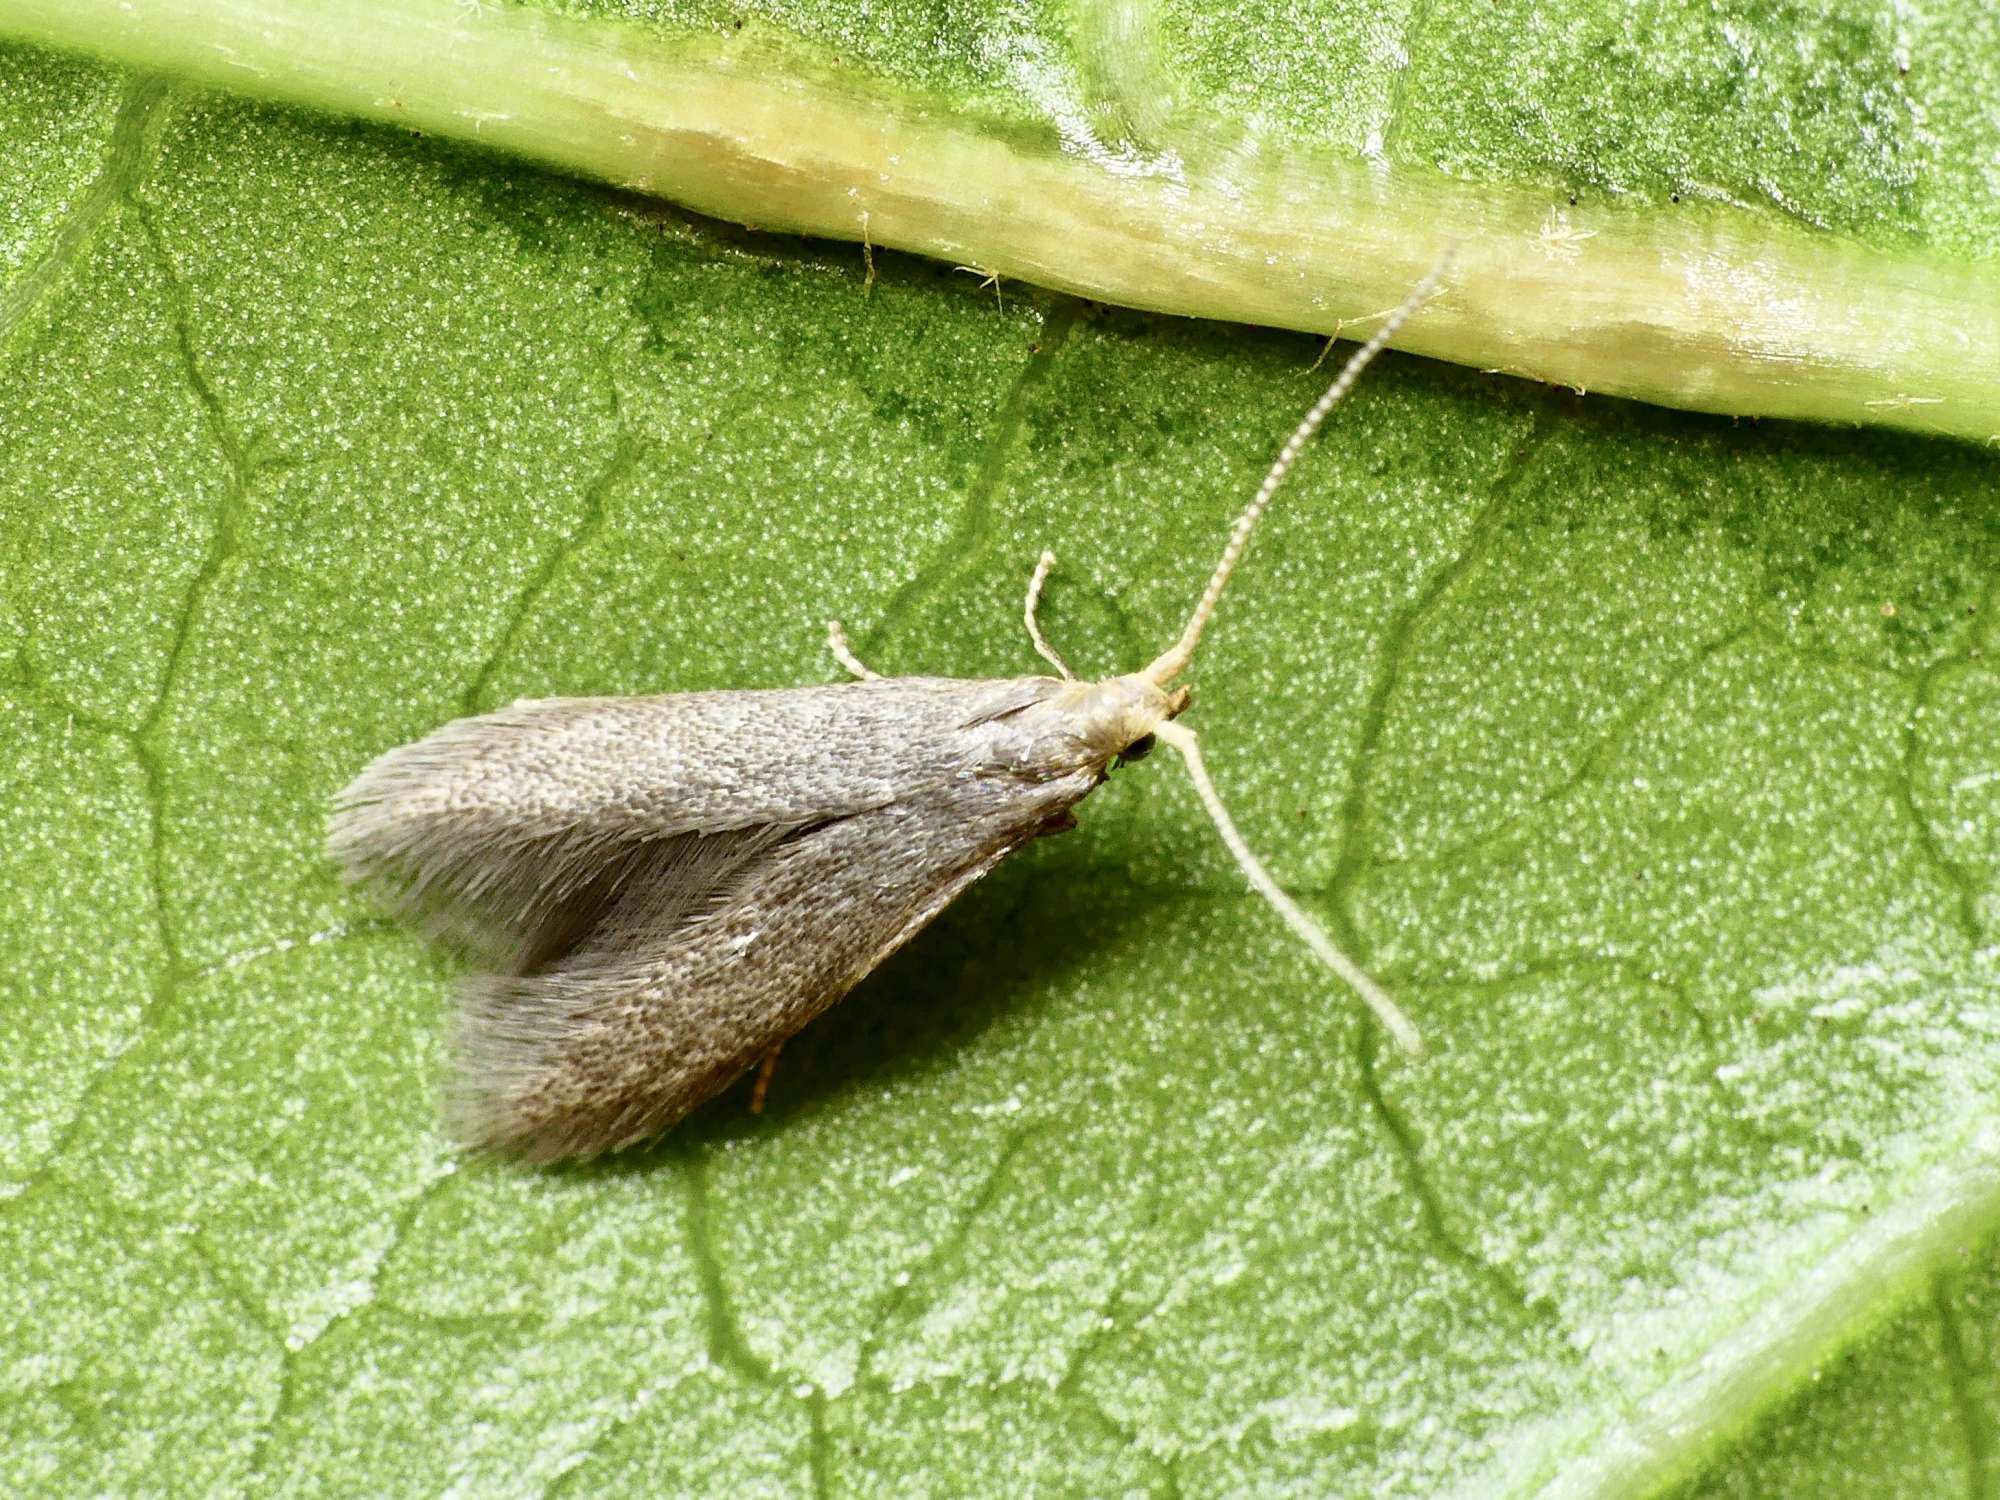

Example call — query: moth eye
[1117,733,1156,765]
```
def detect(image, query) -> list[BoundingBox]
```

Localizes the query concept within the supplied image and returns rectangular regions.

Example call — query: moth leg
[954,263,1004,308]
[826,619,882,681]
[1023,550,1076,680]
[750,1043,784,1114]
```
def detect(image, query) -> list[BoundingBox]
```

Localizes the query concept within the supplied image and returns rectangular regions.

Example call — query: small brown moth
[328,267,1444,1162]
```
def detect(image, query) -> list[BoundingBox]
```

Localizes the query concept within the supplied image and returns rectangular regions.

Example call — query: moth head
[1055,674,1188,765]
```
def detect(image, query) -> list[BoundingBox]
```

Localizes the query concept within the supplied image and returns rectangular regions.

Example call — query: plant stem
[5,0,1997,439]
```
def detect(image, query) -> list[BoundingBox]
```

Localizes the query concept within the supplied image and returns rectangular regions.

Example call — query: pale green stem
[4,0,1997,440]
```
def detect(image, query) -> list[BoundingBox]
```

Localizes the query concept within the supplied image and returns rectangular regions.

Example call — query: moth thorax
[1059,673,1188,760]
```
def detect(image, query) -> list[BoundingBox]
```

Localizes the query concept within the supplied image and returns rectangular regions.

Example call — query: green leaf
[1,2,1997,1494]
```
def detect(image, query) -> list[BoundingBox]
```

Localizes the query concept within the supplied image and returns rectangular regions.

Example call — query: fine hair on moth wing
[327,259,1450,1164]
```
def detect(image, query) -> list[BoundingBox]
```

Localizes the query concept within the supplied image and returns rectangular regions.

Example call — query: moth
[328,268,1444,1162]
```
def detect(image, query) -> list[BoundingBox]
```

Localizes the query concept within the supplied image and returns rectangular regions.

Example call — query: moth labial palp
[326,256,1452,1163]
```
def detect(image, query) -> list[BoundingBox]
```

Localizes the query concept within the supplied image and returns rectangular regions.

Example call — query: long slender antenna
[1154,721,1424,1058]
[1144,254,1455,687]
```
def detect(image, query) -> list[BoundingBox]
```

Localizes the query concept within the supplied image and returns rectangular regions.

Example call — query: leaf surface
[1,5,1997,1495]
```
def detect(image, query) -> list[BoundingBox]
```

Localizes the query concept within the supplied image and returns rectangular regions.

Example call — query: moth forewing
[330,673,1155,1160]
[446,767,1097,1160]
[328,677,1059,962]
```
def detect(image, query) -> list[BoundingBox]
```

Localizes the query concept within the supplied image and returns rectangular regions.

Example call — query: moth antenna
[826,619,882,681]
[1152,720,1425,1059]
[1144,253,1456,688]
[1023,550,1076,679]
